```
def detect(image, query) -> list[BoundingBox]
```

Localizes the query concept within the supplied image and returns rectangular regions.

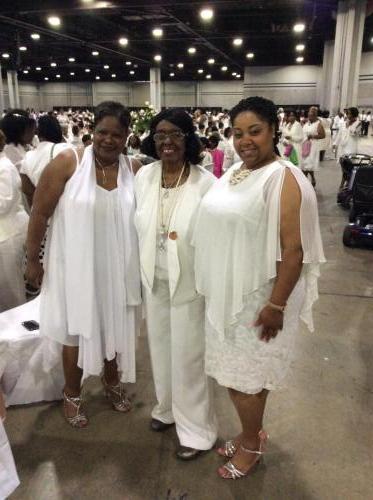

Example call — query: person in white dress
[193,97,325,480]
[281,110,303,166]
[0,386,20,498]
[336,107,361,160]
[318,110,332,161]
[0,130,29,313]
[135,109,217,461]
[0,110,35,171]
[25,101,142,428]
[300,106,326,187]
[20,114,72,209]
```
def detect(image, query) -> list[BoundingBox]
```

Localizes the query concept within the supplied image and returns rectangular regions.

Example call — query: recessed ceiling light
[295,44,305,52]
[85,68,91,72]
[31,33,40,40]
[92,51,99,56]
[154,54,162,62]
[44,77,49,81]
[50,62,57,67]
[19,46,27,51]
[188,47,196,54]
[198,69,204,73]
[207,58,215,64]
[169,72,175,77]
[206,74,212,79]
[125,61,132,66]
[232,72,237,76]
[56,74,61,78]
[293,23,305,33]
[129,70,135,75]
[221,66,228,71]
[23,70,29,74]
[95,76,100,80]
[233,38,243,46]
[104,65,109,69]
[236,74,241,78]
[296,56,304,63]
[111,73,116,78]
[200,8,214,21]
[82,0,94,3]
[246,52,254,59]
[70,72,75,75]
[2,53,10,59]
[36,66,41,70]
[68,57,75,62]
[119,37,128,46]
[177,63,184,68]
[371,37,373,43]
[48,16,61,27]
[152,28,163,38]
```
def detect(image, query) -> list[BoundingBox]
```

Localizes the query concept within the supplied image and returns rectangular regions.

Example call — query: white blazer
[134,161,215,305]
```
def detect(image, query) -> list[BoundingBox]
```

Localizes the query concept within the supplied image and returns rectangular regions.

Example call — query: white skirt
[0,420,20,499]
[205,277,305,394]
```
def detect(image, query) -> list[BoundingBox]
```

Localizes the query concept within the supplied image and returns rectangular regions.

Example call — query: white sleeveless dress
[301,120,321,172]
[40,146,141,383]
[193,160,325,394]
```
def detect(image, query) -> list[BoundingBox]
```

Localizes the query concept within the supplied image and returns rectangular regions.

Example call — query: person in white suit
[135,109,217,461]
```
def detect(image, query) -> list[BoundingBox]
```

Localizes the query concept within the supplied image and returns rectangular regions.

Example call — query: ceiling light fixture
[31,33,40,40]
[206,74,212,79]
[188,47,196,54]
[169,72,175,77]
[221,66,228,71]
[19,46,27,51]
[207,58,215,64]
[23,70,29,74]
[111,73,116,77]
[68,57,75,62]
[293,23,305,33]
[50,62,57,67]
[125,61,132,66]
[85,68,91,72]
[104,65,109,69]
[152,28,163,38]
[36,66,41,70]
[236,74,241,78]
[56,74,61,78]
[295,44,305,52]
[119,37,128,46]
[129,70,135,75]
[177,63,184,68]
[154,54,162,62]
[246,52,254,59]
[47,16,61,27]
[233,38,243,46]
[70,72,75,75]
[198,69,204,73]
[296,56,304,63]
[92,51,99,56]
[95,76,100,80]
[2,53,10,59]
[44,77,49,80]
[200,8,214,21]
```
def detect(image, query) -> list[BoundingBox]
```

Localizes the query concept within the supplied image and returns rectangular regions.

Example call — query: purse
[302,140,312,158]
[284,143,293,157]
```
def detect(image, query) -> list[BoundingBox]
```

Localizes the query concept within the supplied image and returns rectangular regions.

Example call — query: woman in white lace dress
[25,102,142,428]
[194,97,325,480]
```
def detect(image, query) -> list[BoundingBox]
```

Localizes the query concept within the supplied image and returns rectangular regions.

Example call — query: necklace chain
[95,155,119,185]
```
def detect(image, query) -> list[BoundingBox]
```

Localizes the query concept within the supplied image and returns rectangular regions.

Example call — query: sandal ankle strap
[240,444,263,455]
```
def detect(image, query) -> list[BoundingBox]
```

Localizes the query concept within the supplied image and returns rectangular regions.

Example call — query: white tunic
[194,160,325,393]
[301,120,322,172]
[40,146,141,382]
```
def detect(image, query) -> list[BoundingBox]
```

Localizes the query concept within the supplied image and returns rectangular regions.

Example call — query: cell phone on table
[22,320,40,331]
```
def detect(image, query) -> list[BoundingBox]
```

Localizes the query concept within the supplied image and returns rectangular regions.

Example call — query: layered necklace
[158,162,186,251]
[95,154,119,185]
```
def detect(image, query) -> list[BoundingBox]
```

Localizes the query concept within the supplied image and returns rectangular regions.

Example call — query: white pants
[144,279,217,450]
[0,420,20,499]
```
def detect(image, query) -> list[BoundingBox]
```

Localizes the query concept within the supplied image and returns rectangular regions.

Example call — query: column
[328,0,366,114]
[317,40,335,109]
[0,64,5,115]
[195,81,202,107]
[6,71,15,108]
[13,71,20,108]
[150,67,161,111]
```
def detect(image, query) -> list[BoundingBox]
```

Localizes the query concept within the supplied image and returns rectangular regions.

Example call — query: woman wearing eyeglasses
[135,108,217,460]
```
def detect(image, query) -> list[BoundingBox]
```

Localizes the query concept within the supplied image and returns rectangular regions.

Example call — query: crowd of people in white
[0,95,364,494]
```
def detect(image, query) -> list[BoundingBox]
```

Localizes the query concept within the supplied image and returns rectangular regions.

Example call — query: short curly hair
[94,101,131,129]
[141,108,202,165]
[229,96,279,148]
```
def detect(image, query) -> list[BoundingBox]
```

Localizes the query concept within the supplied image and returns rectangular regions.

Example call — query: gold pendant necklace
[95,155,118,185]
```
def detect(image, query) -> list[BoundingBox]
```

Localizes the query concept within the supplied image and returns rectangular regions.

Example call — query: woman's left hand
[254,306,284,343]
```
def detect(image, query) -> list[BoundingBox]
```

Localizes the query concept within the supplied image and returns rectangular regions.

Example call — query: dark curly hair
[141,108,202,165]
[94,101,131,129]
[0,109,33,145]
[229,96,280,151]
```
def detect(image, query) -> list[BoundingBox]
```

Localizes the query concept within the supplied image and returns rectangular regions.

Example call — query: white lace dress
[194,160,325,394]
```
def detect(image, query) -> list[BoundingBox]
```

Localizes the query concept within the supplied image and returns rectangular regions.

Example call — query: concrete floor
[6,145,373,500]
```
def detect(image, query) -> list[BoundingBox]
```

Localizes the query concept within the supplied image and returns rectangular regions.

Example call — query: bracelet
[266,301,286,313]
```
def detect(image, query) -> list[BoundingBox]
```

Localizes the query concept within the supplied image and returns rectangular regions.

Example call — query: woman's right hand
[25,260,44,289]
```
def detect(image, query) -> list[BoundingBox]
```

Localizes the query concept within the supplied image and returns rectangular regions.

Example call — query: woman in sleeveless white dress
[193,97,325,480]
[25,102,142,428]
[300,107,326,187]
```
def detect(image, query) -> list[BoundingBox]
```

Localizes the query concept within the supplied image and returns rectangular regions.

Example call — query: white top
[301,120,322,171]
[0,152,29,242]
[20,141,72,186]
[338,120,361,157]
[3,143,27,171]
[193,160,325,339]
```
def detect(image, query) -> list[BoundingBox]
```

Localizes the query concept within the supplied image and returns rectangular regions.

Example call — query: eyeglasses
[153,131,186,142]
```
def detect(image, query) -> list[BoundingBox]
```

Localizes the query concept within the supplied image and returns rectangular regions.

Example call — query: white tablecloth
[0,297,63,407]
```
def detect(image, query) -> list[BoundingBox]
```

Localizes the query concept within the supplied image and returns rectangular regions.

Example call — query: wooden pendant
[168,231,178,240]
